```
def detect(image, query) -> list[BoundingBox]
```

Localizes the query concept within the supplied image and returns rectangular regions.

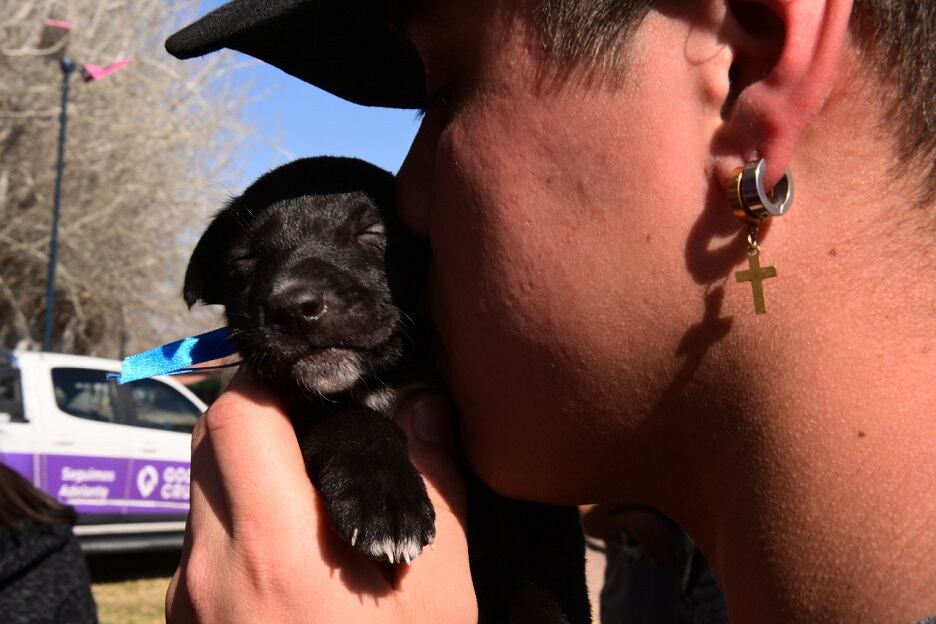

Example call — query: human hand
[165,372,476,623]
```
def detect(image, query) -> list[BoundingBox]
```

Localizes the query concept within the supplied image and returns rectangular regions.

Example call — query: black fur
[185,156,591,622]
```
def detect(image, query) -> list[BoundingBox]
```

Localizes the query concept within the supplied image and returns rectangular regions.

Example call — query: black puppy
[184,157,591,622]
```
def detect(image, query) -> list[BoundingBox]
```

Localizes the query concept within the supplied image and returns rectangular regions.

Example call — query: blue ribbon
[109,326,238,384]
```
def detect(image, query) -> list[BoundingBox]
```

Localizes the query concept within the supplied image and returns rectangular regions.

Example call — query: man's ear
[713,0,854,189]
[183,205,239,308]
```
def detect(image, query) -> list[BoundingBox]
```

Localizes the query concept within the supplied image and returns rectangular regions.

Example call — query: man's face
[397,0,727,503]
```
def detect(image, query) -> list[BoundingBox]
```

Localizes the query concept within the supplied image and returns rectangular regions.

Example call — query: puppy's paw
[323,460,436,564]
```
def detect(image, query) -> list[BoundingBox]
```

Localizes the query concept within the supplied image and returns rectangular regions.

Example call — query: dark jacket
[0,521,97,624]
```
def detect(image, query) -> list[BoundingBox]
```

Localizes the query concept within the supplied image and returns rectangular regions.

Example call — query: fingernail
[411,394,452,445]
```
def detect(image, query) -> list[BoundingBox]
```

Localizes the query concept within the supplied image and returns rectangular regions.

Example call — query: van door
[40,366,134,521]
[0,365,36,484]
[123,378,202,519]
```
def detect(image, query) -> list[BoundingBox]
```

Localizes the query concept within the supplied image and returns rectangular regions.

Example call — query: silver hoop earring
[728,159,795,223]
[726,158,794,315]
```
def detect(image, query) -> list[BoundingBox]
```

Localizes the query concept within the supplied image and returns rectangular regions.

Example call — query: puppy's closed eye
[357,222,386,248]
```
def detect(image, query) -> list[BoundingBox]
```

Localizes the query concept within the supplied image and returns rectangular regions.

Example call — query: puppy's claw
[350,528,358,547]
[384,545,395,564]
[403,551,411,565]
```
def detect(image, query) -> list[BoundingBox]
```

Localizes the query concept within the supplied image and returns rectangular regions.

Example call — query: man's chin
[292,348,363,394]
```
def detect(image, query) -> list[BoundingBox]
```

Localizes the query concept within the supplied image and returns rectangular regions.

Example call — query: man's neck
[672,232,936,622]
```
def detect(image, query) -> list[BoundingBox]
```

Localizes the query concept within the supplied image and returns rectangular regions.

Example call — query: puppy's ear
[183,205,239,308]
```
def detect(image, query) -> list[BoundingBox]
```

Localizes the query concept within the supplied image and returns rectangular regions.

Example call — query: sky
[197,0,422,188]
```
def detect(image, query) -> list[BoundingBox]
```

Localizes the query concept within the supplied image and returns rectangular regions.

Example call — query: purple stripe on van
[45,454,129,515]
[1,452,35,482]
[2,452,191,515]
[126,457,191,515]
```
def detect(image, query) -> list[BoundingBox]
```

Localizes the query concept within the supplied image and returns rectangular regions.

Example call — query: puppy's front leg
[293,405,436,564]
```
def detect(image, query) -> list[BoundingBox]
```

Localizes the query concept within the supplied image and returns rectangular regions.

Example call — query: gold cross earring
[727,159,794,315]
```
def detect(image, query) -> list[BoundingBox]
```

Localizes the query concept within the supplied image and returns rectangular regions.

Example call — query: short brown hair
[536,0,936,200]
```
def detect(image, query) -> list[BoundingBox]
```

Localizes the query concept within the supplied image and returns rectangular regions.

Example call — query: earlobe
[713,0,854,189]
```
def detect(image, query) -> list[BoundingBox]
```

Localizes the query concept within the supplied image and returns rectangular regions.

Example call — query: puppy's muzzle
[268,281,328,332]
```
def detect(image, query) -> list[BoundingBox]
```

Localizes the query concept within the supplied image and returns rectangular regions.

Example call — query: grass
[87,551,178,624]
[92,577,170,624]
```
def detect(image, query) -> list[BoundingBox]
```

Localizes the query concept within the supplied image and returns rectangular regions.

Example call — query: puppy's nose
[268,287,327,330]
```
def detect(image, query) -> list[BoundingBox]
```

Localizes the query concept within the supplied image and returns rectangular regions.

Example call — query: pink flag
[44,18,73,30]
[82,59,130,82]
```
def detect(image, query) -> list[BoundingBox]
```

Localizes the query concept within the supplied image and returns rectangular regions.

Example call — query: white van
[0,349,206,552]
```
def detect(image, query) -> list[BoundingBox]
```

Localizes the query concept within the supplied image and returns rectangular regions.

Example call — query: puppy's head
[184,157,427,394]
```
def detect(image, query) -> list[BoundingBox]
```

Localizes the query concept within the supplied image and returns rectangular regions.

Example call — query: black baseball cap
[165,0,426,109]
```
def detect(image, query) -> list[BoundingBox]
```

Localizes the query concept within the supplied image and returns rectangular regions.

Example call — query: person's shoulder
[0,520,73,578]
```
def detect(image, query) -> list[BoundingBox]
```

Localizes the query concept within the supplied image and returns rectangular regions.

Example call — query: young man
[165,0,935,622]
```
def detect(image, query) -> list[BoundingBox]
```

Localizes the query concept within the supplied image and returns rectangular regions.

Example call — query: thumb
[394,390,468,528]
[393,391,476,611]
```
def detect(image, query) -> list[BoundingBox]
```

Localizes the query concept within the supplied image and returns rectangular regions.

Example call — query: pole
[42,56,76,352]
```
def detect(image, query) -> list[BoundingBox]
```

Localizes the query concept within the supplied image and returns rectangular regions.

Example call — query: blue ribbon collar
[110,326,238,384]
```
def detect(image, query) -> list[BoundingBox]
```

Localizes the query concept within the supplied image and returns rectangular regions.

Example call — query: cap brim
[165,0,426,109]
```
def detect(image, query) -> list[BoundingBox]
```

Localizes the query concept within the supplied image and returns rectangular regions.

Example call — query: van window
[0,368,25,422]
[51,368,119,424]
[127,379,201,434]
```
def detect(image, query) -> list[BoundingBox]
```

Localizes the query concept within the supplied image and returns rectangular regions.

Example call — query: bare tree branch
[1,0,259,356]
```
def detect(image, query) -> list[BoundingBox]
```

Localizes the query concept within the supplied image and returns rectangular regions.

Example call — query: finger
[185,370,337,593]
[391,392,474,608]
[396,391,467,524]
[179,371,387,617]
[165,395,228,622]
[201,370,317,532]
[165,566,197,623]
[166,387,249,621]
